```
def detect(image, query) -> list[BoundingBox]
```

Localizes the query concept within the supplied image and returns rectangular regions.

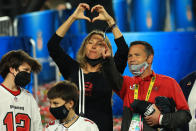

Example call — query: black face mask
[49,104,69,120]
[14,71,31,87]
[85,56,103,67]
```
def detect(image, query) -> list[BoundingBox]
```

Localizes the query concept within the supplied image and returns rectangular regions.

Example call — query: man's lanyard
[134,76,156,101]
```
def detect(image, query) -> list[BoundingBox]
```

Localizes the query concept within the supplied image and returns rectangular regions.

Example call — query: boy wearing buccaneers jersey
[0,50,42,131]
[46,80,99,131]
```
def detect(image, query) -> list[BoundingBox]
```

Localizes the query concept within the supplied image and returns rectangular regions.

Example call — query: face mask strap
[145,54,153,65]
[63,102,70,110]
[10,67,20,77]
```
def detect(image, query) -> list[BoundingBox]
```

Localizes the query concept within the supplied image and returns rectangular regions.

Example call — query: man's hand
[71,3,91,22]
[145,104,161,126]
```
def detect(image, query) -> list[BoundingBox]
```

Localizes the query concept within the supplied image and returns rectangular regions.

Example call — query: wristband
[109,23,117,31]
[159,114,163,125]
[103,23,117,39]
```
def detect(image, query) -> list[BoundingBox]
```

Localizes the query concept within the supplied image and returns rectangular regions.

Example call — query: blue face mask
[128,61,149,76]
[49,104,69,120]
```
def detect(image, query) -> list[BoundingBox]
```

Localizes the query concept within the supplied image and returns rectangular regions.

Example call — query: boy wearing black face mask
[0,50,42,131]
[46,80,99,131]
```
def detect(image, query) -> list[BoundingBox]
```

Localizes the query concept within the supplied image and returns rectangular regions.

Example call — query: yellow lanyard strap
[134,76,156,101]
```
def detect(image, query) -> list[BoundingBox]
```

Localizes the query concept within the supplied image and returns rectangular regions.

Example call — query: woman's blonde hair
[76,30,113,69]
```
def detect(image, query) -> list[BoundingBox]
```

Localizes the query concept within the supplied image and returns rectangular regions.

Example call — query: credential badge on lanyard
[78,68,85,116]
[129,76,156,131]
[129,113,143,131]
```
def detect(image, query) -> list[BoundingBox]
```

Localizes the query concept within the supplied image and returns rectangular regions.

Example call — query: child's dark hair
[47,80,79,109]
[0,50,42,78]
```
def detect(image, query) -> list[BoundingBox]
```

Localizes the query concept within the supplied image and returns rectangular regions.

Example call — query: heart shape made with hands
[73,3,112,23]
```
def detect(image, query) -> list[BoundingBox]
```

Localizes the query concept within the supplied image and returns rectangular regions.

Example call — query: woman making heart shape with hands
[47,3,128,131]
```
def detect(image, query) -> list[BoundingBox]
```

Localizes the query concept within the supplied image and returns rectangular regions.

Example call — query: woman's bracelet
[104,23,117,38]
[108,23,117,31]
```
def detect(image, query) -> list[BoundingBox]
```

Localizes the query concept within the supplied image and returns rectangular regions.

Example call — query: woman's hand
[101,42,111,59]
[71,3,91,22]
[91,5,115,26]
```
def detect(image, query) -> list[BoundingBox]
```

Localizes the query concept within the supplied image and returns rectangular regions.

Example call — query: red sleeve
[169,78,189,110]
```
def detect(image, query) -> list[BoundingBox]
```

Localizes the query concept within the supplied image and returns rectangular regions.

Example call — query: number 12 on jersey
[3,112,31,131]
